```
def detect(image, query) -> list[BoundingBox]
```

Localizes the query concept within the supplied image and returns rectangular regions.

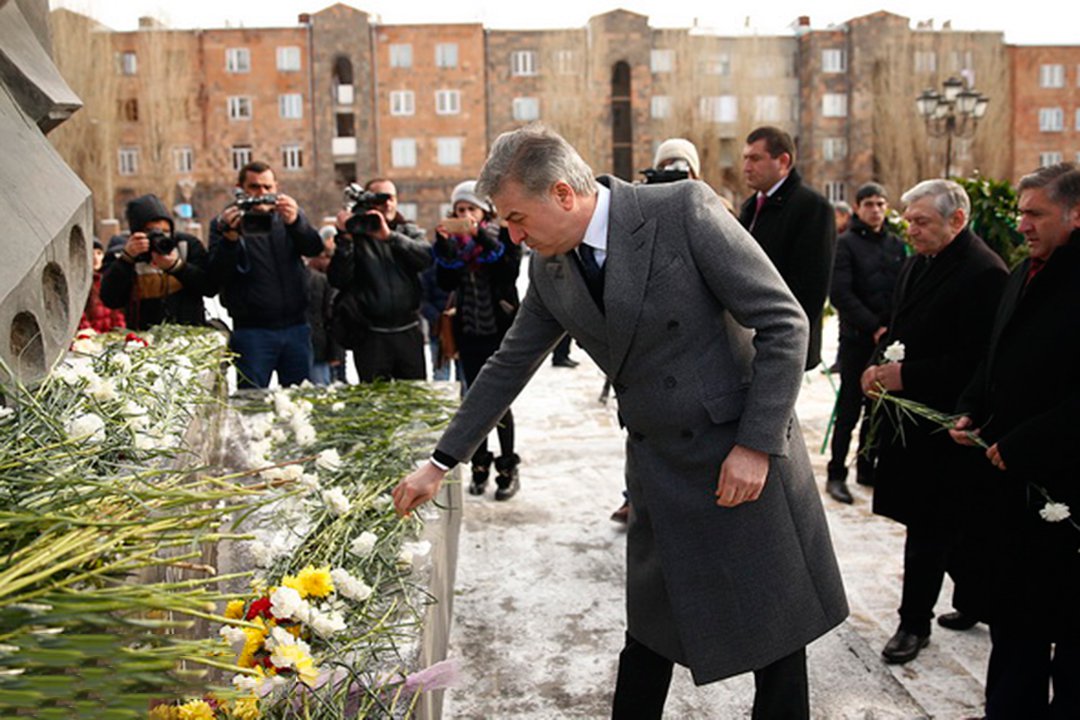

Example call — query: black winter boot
[470,450,494,496]
[493,453,520,501]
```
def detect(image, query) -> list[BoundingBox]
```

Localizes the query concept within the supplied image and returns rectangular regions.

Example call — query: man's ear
[1070,205,1080,229]
[552,181,575,210]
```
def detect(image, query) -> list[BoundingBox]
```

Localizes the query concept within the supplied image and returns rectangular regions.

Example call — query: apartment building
[1010,46,1080,178]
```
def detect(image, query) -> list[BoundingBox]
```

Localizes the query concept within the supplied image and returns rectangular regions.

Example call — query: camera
[233,189,278,235]
[343,183,393,236]
[640,163,690,185]
[146,230,177,256]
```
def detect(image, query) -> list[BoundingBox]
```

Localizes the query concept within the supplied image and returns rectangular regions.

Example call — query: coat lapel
[895,231,970,317]
[602,177,655,379]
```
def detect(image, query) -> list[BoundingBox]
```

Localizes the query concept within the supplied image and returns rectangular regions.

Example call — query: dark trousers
[459,333,514,460]
[985,624,1080,719]
[898,523,960,636]
[827,336,875,482]
[231,323,313,389]
[552,334,573,362]
[612,634,809,720]
[352,325,425,382]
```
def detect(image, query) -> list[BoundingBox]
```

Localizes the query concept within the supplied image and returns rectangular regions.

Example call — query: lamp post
[915,76,989,178]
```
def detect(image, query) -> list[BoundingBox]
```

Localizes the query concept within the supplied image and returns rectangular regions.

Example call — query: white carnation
[331,401,346,412]
[269,585,311,623]
[110,352,132,372]
[350,531,378,556]
[322,487,351,516]
[1039,502,1071,523]
[66,413,106,444]
[316,448,342,472]
[219,625,247,647]
[309,606,347,637]
[883,341,906,364]
[0,406,14,421]
[331,567,373,602]
[397,541,431,567]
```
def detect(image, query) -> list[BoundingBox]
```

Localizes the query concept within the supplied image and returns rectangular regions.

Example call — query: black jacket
[208,210,324,329]
[871,228,1008,526]
[100,232,214,330]
[954,235,1080,633]
[830,217,907,341]
[433,223,521,338]
[327,215,431,330]
[739,168,836,370]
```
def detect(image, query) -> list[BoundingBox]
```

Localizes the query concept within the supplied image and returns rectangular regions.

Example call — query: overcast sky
[49,0,1078,46]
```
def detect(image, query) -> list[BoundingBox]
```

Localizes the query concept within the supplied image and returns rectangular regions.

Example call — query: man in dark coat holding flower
[950,163,1080,719]
[861,179,1007,665]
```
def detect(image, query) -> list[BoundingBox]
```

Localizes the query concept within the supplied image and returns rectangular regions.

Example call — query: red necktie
[750,193,766,231]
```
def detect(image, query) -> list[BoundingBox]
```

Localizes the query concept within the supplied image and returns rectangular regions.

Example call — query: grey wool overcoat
[435,176,848,684]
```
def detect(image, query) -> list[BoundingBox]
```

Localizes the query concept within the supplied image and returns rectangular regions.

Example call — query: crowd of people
[78,126,1078,719]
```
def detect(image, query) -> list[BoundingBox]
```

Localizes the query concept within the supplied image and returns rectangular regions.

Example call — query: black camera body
[343,183,392,236]
[233,190,278,236]
[132,229,178,262]
[640,167,690,185]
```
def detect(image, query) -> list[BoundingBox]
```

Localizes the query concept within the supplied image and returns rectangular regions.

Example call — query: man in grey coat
[393,125,848,719]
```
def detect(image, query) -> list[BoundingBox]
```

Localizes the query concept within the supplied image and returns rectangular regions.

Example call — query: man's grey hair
[1018,162,1078,209]
[901,179,971,225]
[476,124,596,201]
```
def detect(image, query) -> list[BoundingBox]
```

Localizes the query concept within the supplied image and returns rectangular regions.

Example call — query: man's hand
[335,208,351,233]
[873,326,888,343]
[123,232,149,260]
[948,415,981,447]
[218,205,242,237]
[986,443,1007,472]
[366,210,391,241]
[861,362,902,397]
[715,444,769,507]
[392,461,446,517]
[276,193,299,225]
[150,248,180,271]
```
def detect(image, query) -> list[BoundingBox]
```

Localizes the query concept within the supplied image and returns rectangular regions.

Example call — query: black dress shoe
[826,479,854,504]
[552,357,579,368]
[882,629,929,664]
[937,611,978,631]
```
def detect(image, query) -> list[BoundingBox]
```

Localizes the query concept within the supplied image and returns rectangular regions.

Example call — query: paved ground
[437,306,990,719]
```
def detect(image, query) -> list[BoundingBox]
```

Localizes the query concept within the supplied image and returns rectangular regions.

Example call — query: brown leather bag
[435,293,458,367]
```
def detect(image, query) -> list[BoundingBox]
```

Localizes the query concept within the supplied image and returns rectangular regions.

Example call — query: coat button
[664,376,677,389]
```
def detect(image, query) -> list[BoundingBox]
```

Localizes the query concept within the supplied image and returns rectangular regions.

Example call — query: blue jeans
[230,323,313,389]
[309,361,331,386]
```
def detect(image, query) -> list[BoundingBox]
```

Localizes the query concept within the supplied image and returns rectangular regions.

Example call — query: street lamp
[915,76,989,177]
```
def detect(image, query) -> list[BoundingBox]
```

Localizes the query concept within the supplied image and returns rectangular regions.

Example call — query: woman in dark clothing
[433,181,522,500]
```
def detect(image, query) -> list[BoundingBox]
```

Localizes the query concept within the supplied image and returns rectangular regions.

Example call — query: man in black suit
[739,126,836,370]
[861,179,1007,665]
[950,163,1080,718]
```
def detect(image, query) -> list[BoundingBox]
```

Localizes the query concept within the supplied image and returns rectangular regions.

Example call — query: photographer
[328,178,431,382]
[209,161,324,389]
[100,194,214,330]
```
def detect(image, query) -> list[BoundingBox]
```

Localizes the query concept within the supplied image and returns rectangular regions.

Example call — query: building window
[391,138,417,168]
[1039,64,1065,88]
[173,146,193,173]
[435,89,461,115]
[1076,109,1080,131]
[1040,151,1063,167]
[228,96,252,120]
[822,137,848,161]
[436,137,462,166]
[950,50,974,72]
[914,51,936,73]
[389,90,415,116]
[117,51,137,75]
[118,147,139,176]
[511,51,537,77]
[1039,107,1065,132]
[512,96,540,122]
[755,95,780,122]
[822,49,846,73]
[650,49,675,74]
[823,93,848,117]
[435,43,458,69]
[702,52,731,76]
[651,96,672,119]
[226,47,251,73]
[389,44,412,68]
[231,146,252,172]
[824,181,847,203]
[282,144,303,171]
[555,50,577,75]
[399,203,419,222]
[277,46,301,72]
[279,93,303,119]
[119,98,139,122]
[699,95,737,123]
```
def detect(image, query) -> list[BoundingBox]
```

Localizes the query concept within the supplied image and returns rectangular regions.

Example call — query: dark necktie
[749,193,766,232]
[577,243,605,312]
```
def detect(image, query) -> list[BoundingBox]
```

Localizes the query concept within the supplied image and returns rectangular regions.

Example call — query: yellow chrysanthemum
[282,566,334,599]
[149,706,179,720]
[224,599,246,620]
[230,696,260,720]
[177,700,215,720]
[271,643,319,685]
[237,617,268,668]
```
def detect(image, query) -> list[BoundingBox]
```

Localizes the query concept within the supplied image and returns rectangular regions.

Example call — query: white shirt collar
[761,174,787,199]
[580,183,610,263]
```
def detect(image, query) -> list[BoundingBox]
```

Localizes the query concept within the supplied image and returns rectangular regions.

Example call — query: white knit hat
[653,138,701,178]
[450,180,490,213]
